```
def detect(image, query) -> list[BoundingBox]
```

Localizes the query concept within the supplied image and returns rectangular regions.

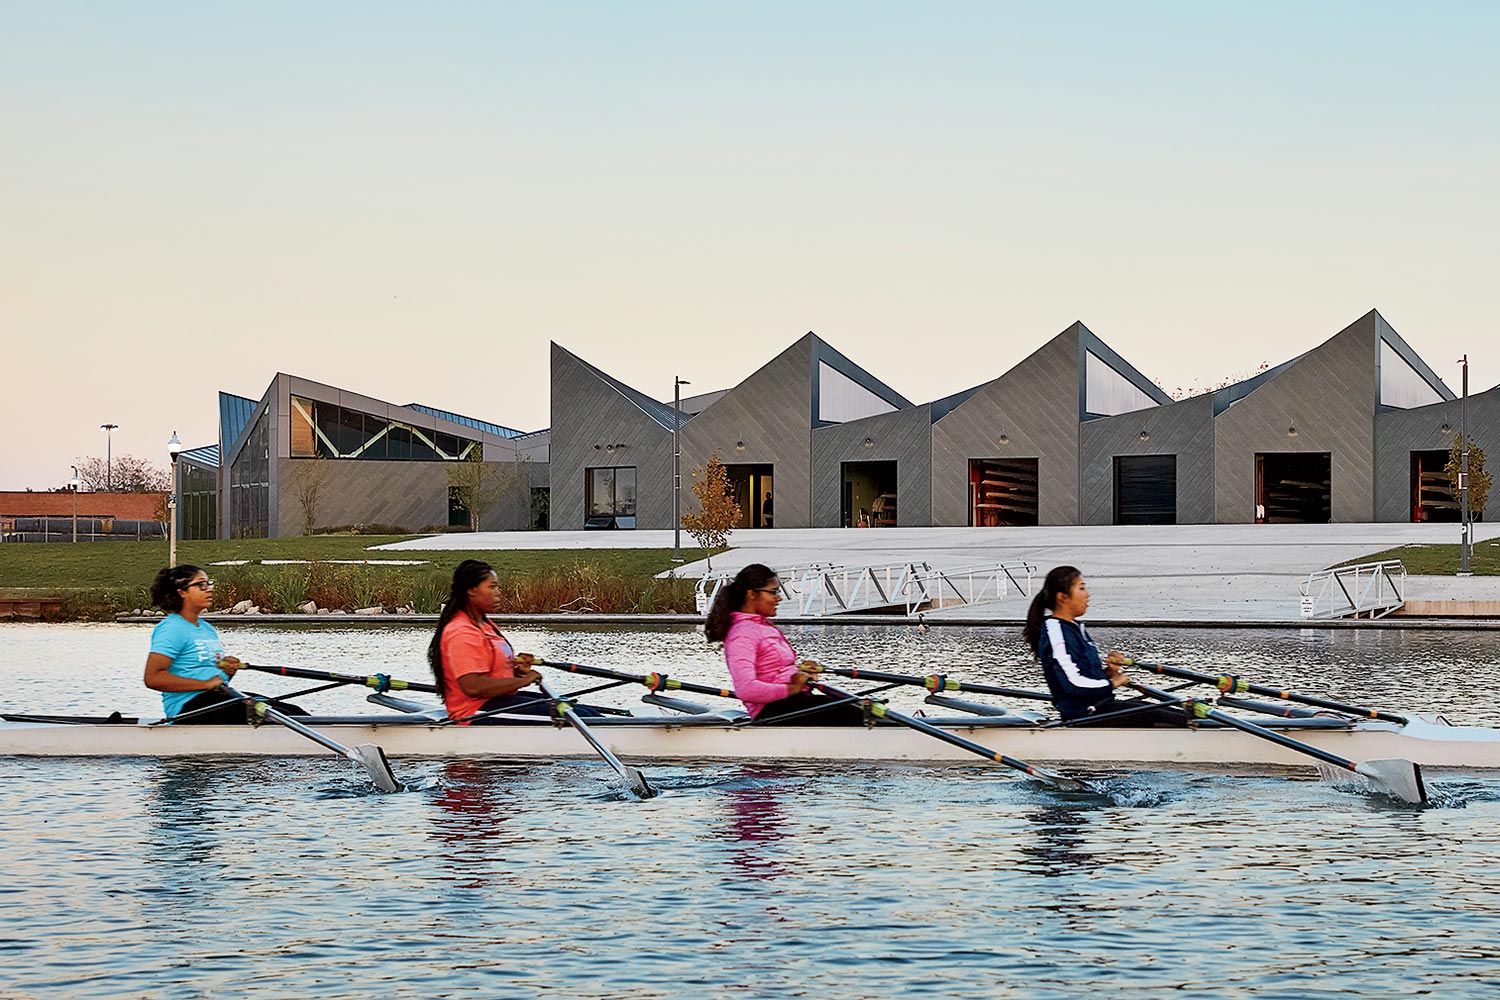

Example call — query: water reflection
[720,768,792,881]
[1018,804,1096,878]
[428,760,527,887]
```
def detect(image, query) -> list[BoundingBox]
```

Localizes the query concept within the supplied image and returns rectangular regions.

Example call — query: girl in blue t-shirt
[144,565,246,723]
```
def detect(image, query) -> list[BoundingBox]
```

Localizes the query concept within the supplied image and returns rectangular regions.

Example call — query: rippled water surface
[3,622,1500,999]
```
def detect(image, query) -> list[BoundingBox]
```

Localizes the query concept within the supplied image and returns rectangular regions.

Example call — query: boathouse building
[190,309,1494,538]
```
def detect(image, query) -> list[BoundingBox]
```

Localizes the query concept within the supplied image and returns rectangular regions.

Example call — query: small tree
[288,460,330,535]
[1446,434,1491,519]
[447,449,505,531]
[680,452,740,569]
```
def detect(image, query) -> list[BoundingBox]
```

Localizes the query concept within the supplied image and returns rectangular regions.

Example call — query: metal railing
[0,516,166,543]
[694,560,1036,617]
[1299,560,1406,619]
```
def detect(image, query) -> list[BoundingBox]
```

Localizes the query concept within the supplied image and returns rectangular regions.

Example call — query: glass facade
[586,467,637,517]
[1085,351,1159,417]
[178,460,218,541]
[1380,340,1445,409]
[290,396,481,461]
[230,412,270,538]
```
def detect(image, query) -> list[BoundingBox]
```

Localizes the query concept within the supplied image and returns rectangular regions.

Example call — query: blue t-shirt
[149,613,228,718]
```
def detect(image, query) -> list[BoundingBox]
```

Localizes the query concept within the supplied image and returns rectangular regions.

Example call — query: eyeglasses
[750,587,782,597]
[186,579,215,591]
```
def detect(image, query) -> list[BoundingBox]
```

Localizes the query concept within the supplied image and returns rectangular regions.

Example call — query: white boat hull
[4,717,1500,770]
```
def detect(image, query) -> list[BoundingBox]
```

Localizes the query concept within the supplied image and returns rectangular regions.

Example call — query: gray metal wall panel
[1374,386,1500,521]
[930,328,1083,526]
[1212,313,1380,523]
[810,405,934,526]
[680,336,816,529]
[548,344,673,530]
[1079,394,1215,524]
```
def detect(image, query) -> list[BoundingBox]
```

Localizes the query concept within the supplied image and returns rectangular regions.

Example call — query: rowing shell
[4,714,1500,771]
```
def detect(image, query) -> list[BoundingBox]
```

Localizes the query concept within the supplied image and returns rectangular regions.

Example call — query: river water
[3,621,1499,999]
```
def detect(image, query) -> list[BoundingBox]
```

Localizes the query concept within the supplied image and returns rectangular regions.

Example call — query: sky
[3,2,1497,489]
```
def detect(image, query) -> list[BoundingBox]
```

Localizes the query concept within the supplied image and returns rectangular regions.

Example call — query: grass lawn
[1339,541,1500,575]
[0,535,711,590]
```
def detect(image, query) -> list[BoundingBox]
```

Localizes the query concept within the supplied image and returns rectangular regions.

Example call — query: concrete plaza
[380,522,1500,623]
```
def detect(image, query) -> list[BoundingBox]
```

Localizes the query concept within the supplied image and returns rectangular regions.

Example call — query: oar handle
[824,666,1052,702]
[537,659,736,700]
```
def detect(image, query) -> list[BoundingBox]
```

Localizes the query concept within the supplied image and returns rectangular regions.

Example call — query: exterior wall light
[735,440,746,452]
[998,434,1009,445]
[1441,423,1453,434]
[1139,431,1150,442]
[1287,426,1298,438]
[863,437,874,449]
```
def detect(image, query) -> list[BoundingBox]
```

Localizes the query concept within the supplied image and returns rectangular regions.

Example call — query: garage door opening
[1411,450,1459,522]
[841,461,897,527]
[1114,455,1177,525]
[969,458,1039,526]
[725,464,774,528]
[1255,453,1330,523]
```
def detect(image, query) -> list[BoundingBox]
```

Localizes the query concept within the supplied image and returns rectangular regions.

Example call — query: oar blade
[623,765,657,799]
[1023,764,1091,793]
[350,743,403,794]
[1354,759,1427,805]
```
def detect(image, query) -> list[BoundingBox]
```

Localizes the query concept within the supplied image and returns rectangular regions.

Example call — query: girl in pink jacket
[705,564,864,725]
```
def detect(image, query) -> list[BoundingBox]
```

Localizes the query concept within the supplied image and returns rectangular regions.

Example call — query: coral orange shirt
[439,615,517,724]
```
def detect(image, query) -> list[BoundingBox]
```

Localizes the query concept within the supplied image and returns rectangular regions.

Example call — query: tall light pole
[69,466,80,543]
[673,377,690,564]
[1458,356,1472,577]
[168,431,182,567]
[100,423,118,490]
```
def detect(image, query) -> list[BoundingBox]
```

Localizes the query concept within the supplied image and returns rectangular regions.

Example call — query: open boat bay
[3,622,1500,999]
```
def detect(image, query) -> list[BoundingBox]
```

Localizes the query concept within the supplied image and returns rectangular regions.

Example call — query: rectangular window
[586,467,637,523]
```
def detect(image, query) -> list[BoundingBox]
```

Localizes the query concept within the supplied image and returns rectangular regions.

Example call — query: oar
[220,684,403,794]
[243,663,633,717]
[244,663,436,694]
[1122,659,1408,724]
[536,677,656,799]
[1128,682,1426,805]
[821,666,1054,703]
[536,659,738,701]
[813,681,1092,792]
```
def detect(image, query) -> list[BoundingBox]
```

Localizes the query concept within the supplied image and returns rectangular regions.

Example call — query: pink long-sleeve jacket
[722,611,801,719]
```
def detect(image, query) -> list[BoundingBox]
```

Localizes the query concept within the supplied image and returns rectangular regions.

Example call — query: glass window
[290,400,316,457]
[818,361,899,423]
[230,412,270,539]
[388,423,411,460]
[587,467,637,517]
[1380,340,1445,409]
[409,427,439,461]
[1085,351,1159,417]
[314,401,342,458]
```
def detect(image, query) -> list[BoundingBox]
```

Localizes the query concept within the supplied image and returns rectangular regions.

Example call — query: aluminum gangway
[694,561,1036,617]
[1299,560,1406,619]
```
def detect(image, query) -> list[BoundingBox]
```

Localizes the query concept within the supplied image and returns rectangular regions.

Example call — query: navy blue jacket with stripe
[1036,612,1115,720]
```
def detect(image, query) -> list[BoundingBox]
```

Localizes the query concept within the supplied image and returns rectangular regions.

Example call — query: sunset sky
[3,2,1497,489]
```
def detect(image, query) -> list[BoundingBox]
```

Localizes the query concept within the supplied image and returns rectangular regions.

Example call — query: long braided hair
[427,559,497,696]
[1022,565,1082,655]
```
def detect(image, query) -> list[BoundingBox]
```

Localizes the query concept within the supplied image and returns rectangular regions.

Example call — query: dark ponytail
[427,559,496,696]
[1023,565,1082,655]
[151,565,204,613]
[704,563,778,643]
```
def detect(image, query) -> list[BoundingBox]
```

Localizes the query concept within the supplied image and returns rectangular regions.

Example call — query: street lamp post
[69,466,80,543]
[168,431,183,567]
[673,377,690,564]
[1458,356,1472,577]
[101,423,118,490]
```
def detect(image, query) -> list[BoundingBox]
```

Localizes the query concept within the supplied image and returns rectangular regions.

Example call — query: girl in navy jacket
[1023,566,1184,726]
